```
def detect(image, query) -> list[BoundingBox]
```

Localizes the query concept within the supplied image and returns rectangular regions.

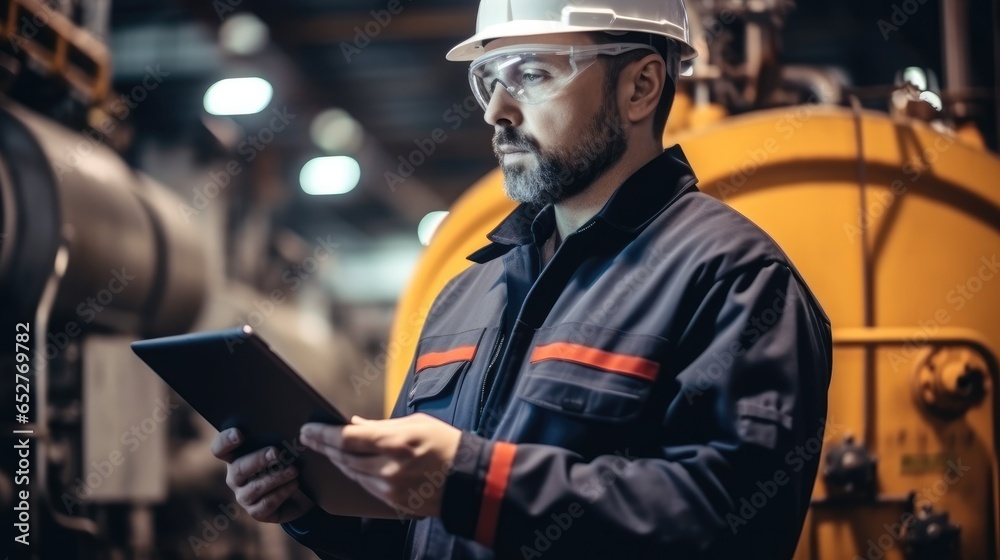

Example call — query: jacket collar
[467,144,699,263]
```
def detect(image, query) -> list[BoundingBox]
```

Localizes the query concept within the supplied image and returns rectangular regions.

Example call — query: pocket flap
[409,328,486,407]
[409,361,467,405]
[517,323,668,422]
[734,391,794,449]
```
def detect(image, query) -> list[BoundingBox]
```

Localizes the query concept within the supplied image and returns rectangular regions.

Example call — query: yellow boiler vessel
[386,103,1000,560]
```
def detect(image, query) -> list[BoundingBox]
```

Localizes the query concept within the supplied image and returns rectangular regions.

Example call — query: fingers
[222,444,300,523]
[311,442,394,476]
[227,446,283,488]
[211,428,243,463]
[300,423,345,449]
[236,464,299,506]
[246,478,300,523]
[301,422,387,455]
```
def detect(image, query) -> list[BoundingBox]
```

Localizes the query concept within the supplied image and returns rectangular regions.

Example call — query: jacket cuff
[281,505,360,538]
[439,432,517,548]
[281,505,333,536]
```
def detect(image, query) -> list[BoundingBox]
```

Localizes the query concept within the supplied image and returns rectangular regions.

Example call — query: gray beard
[494,103,627,206]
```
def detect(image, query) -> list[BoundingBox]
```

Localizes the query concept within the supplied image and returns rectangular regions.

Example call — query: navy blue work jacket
[282,145,833,560]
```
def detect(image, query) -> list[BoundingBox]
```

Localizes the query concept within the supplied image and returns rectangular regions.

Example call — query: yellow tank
[386,104,1000,559]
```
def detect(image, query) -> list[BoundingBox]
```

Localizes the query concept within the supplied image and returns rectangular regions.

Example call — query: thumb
[351,415,373,424]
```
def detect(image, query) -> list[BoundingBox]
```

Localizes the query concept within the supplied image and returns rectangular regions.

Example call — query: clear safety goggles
[468,43,659,111]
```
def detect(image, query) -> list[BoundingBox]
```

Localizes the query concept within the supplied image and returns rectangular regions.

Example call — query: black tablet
[131,324,398,519]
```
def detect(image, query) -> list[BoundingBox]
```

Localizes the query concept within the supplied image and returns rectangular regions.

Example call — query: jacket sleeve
[280,270,477,558]
[438,261,833,559]
[279,369,417,559]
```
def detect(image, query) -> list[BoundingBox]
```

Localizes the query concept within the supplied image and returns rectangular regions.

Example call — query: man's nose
[483,85,522,128]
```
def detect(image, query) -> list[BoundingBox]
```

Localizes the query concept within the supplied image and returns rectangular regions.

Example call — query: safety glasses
[468,43,658,111]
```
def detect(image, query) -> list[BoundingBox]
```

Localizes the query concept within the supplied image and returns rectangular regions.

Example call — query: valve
[912,346,988,419]
[822,435,877,500]
[901,503,961,560]
[892,66,943,121]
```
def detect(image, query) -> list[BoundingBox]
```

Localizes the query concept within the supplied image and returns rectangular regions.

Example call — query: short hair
[592,31,679,141]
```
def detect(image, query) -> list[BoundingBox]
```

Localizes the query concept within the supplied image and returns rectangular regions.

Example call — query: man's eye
[520,72,546,84]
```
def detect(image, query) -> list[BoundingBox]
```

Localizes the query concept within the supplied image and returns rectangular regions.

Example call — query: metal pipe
[744,20,762,106]
[941,0,971,117]
[684,0,712,106]
[849,94,875,450]
[994,0,1000,149]
[33,244,107,546]
[81,0,112,44]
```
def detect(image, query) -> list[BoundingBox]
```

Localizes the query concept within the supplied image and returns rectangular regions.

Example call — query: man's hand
[211,428,316,524]
[300,413,463,518]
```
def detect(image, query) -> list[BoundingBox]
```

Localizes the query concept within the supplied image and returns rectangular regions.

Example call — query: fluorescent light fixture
[300,156,361,195]
[418,211,449,246]
[204,77,273,115]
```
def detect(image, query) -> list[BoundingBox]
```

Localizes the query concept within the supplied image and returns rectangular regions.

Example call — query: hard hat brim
[446,20,697,62]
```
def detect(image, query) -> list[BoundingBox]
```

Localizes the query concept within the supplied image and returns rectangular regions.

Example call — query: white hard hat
[446,0,697,65]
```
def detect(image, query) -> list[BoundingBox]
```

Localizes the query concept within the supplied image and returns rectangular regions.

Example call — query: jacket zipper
[478,328,505,420]
[476,223,584,426]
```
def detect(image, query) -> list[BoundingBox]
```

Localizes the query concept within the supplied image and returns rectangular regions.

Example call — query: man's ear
[622,54,666,126]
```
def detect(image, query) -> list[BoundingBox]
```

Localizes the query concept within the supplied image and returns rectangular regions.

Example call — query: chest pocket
[407,328,486,419]
[516,322,668,424]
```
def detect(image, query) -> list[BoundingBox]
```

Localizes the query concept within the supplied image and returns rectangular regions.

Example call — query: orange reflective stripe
[530,342,659,382]
[415,345,477,372]
[475,441,517,548]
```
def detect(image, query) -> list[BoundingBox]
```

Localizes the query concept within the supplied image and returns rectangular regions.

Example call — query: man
[211,0,833,558]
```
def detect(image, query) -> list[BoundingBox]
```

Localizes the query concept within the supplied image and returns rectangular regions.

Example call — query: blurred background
[0,0,998,558]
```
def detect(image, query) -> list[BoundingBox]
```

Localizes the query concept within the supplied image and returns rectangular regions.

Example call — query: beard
[492,97,627,206]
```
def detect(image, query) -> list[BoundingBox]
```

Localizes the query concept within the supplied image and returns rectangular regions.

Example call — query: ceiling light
[300,156,361,195]
[418,211,449,246]
[204,77,273,115]
[310,108,364,153]
[219,13,269,56]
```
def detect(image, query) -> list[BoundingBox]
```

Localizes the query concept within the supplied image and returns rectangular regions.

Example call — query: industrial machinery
[386,1,1000,559]
[0,1,369,558]
[0,0,994,558]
